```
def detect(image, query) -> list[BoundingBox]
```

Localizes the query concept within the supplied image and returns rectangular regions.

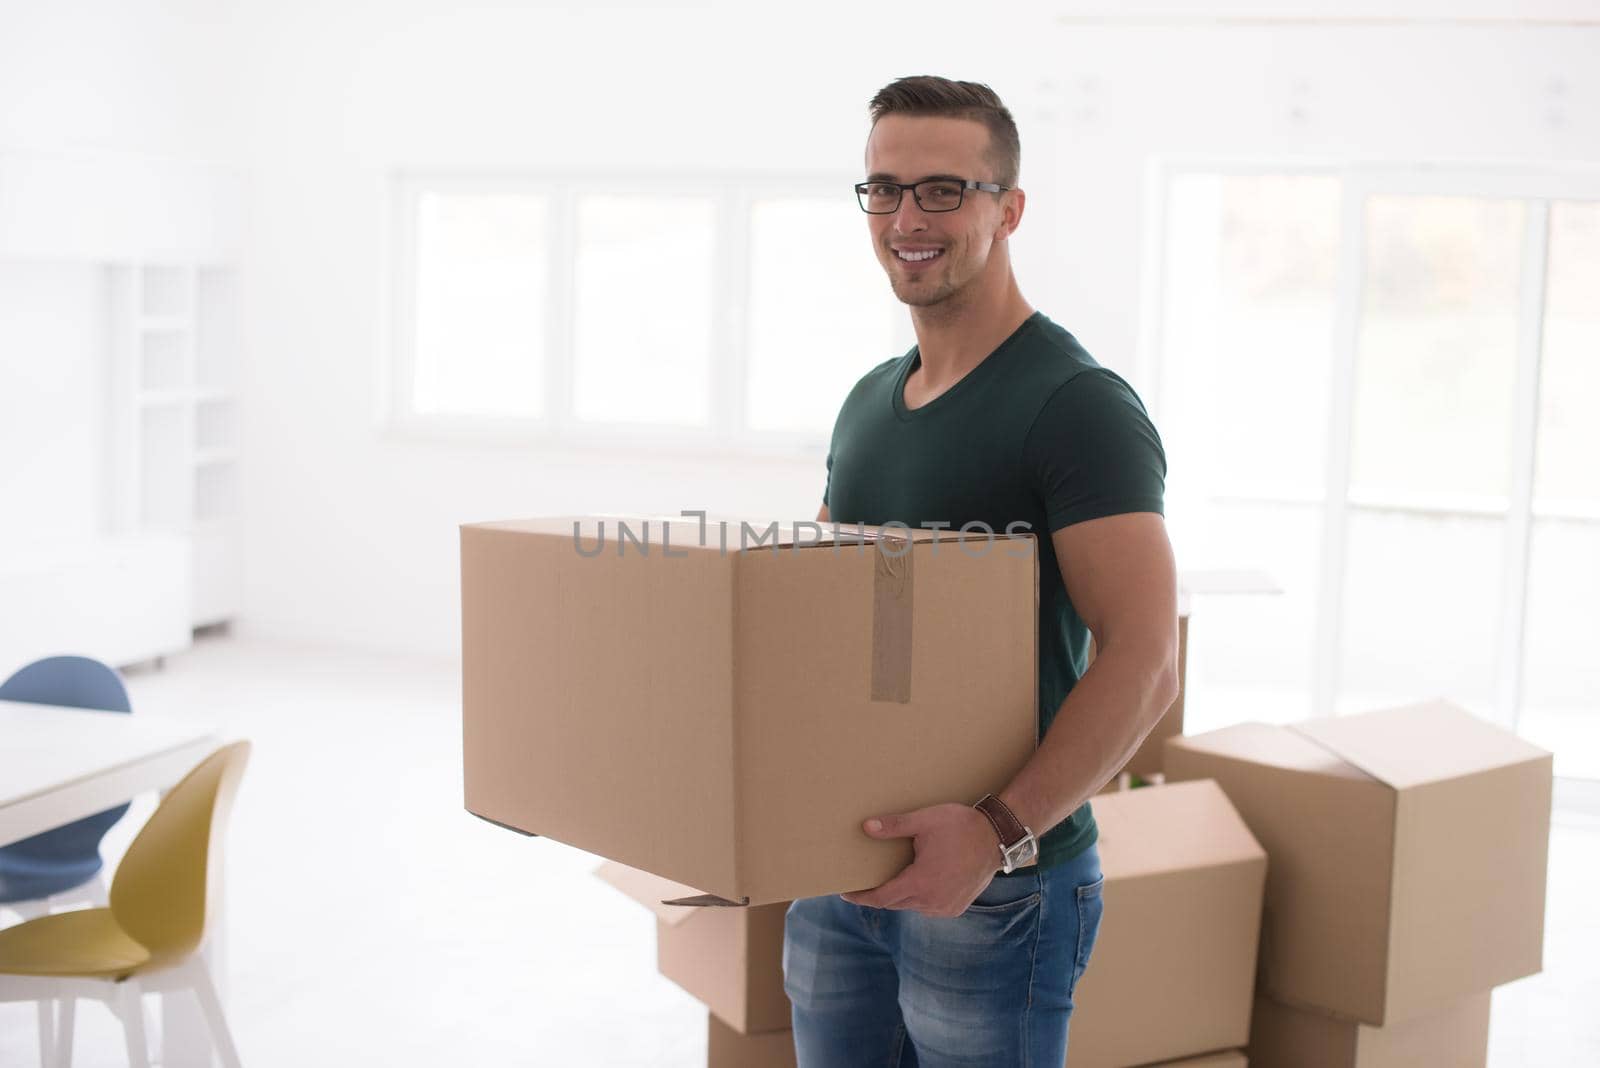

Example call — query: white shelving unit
[0,150,240,670]
[110,263,241,628]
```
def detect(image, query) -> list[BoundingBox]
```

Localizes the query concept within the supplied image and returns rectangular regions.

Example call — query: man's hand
[839,803,1002,918]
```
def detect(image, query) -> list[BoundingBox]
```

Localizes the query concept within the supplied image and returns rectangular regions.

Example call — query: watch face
[1005,836,1038,867]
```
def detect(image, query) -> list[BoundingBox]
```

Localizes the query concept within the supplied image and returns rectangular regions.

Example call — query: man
[782,76,1180,1067]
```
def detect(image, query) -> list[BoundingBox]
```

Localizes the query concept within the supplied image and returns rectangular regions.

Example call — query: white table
[1,698,225,1066]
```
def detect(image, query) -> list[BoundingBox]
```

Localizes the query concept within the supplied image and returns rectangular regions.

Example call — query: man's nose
[892,192,930,233]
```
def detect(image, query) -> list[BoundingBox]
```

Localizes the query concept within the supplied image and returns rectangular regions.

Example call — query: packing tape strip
[870,536,913,702]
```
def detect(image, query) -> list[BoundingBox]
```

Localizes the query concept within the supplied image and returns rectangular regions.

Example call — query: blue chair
[0,656,134,906]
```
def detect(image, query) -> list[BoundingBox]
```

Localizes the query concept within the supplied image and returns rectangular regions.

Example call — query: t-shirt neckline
[891,311,1045,422]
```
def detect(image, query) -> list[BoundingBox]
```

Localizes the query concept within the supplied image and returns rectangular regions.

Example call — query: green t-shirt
[823,310,1167,872]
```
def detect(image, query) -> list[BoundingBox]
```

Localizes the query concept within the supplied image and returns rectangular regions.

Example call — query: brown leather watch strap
[973,793,1026,847]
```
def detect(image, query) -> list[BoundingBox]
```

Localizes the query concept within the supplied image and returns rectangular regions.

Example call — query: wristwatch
[973,793,1038,873]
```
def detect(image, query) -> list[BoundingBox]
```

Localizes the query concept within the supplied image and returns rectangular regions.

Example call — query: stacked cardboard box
[602,781,1264,1068]
[706,1013,797,1068]
[468,519,1550,1065]
[597,861,797,1065]
[463,516,1039,906]
[1248,992,1490,1068]
[1165,701,1552,1067]
[1147,1054,1248,1068]
[596,863,791,1031]
[1068,779,1266,1067]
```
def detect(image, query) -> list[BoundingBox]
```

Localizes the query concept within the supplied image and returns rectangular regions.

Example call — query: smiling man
[781,76,1180,1067]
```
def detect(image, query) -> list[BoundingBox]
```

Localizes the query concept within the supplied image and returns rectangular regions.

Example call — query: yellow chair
[0,741,251,1068]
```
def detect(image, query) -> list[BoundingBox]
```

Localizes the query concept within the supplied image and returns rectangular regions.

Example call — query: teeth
[896,249,942,262]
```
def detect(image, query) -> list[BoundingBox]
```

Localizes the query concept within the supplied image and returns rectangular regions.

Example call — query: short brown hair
[868,76,1020,188]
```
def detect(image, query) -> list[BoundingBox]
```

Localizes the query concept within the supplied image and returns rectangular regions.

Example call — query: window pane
[1518,518,1600,780]
[745,198,898,435]
[1157,174,1339,734]
[1158,173,1340,504]
[412,191,547,418]
[572,195,716,426]
[1534,200,1600,510]
[1351,196,1524,503]
[1182,500,1322,734]
[1337,509,1504,718]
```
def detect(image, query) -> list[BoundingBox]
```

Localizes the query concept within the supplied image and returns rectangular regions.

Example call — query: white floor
[2,635,1596,1067]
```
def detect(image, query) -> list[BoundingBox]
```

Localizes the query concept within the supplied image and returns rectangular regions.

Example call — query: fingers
[863,809,922,839]
[841,890,918,910]
[841,868,919,910]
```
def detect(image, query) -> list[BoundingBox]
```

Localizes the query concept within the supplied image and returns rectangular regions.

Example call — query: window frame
[387,170,909,456]
[1140,155,1600,745]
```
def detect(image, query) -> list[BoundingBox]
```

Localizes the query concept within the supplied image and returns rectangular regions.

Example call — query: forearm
[998,636,1179,838]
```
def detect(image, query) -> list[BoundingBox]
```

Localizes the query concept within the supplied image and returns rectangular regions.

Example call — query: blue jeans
[783,843,1104,1068]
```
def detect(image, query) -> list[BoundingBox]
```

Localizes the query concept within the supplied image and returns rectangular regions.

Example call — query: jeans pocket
[964,890,1042,915]
[941,877,1042,952]
[1071,874,1106,993]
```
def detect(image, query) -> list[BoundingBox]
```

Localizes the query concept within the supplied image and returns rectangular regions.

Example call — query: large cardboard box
[1067,780,1267,1068]
[707,1013,796,1068]
[1165,700,1552,1026]
[597,861,791,1034]
[462,516,1039,906]
[1248,992,1490,1068]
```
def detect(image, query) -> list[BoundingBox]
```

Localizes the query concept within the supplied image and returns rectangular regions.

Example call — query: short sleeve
[1024,368,1167,533]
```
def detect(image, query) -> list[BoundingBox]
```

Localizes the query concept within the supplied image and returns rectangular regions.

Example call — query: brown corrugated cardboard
[1248,992,1490,1068]
[597,861,791,1034]
[1067,780,1267,1068]
[707,1013,797,1068]
[1142,1052,1249,1068]
[1086,613,1189,782]
[705,1019,1248,1068]
[1165,700,1551,1026]
[463,516,1039,907]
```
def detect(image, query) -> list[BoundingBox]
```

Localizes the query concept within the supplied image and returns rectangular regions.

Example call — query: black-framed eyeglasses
[854,177,1011,214]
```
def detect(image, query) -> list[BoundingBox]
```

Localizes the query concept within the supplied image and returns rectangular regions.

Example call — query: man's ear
[997,188,1026,241]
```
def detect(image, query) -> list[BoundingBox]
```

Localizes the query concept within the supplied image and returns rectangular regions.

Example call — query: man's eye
[926,183,961,198]
[869,184,898,197]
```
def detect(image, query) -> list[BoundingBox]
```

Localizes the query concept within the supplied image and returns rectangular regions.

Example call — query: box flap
[1292,700,1551,790]
[1093,778,1265,881]
[750,521,1031,552]
[1167,722,1377,783]
[593,861,708,926]
[661,892,752,908]
[464,515,724,554]
[463,515,1034,555]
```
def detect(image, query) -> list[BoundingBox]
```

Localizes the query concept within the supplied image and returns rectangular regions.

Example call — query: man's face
[863,114,1014,308]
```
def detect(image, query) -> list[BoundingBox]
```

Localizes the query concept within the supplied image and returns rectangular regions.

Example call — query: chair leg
[37,998,55,1067]
[190,958,242,1068]
[115,982,150,1068]
[54,997,75,1068]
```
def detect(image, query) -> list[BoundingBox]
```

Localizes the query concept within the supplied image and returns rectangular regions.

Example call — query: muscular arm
[825,498,1174,830]
[836,508,1178,914]
[998,512,1180,836]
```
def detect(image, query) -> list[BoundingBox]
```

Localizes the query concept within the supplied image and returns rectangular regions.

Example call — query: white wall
[232,3,1600,657]
[229,2,1072,654]
[0,1,240,555]
[0,261,109,545]
[1,3,1596,660]
[0,0,239,159]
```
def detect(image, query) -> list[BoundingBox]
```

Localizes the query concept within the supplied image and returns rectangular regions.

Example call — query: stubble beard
[886,248,964,308]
